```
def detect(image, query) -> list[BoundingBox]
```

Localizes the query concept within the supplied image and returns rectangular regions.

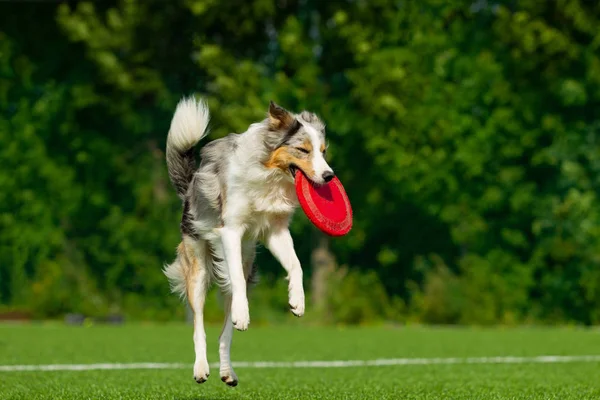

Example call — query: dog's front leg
[221,226,250,330]
[266,226,305,317]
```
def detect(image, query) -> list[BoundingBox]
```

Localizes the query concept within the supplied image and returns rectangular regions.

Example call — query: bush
[322,267,404,325]
[410,262,463,325]
[410,252,531,325]
[29,257,108,319]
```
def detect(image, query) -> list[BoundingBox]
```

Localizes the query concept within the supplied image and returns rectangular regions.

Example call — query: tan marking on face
[300,138,313,153]
[264,146,316,179]
[320,143,326,153]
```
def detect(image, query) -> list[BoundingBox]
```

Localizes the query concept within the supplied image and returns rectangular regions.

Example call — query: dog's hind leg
[219,240,256,387]
[180,237,211,384]
[218,294,237,386]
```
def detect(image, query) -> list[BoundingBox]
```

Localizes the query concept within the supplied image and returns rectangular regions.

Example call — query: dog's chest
[244,211,290,240]
[240,181,297,239]
[250,179,298,214]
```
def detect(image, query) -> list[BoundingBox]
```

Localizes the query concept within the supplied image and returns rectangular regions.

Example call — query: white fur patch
[207,238,231,293]
[162,259,186,299]
[167,97,210,152]
[303,122,332,183]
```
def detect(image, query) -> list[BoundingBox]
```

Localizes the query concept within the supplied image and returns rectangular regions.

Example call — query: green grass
[1,323,600,399]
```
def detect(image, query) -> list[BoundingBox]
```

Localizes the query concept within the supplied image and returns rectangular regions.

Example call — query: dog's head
[263,101,334,185]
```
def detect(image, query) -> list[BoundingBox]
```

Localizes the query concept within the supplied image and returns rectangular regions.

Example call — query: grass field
[1,323,600,399]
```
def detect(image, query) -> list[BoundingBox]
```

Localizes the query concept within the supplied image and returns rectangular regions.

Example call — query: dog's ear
[268,101,294,130]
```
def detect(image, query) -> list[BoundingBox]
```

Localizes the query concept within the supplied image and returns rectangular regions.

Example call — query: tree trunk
[311,234,337,316]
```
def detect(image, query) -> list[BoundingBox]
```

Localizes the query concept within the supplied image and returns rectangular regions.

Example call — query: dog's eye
[295,147,310,154]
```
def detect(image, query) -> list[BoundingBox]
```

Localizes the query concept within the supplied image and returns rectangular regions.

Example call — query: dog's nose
[322,171,335,183]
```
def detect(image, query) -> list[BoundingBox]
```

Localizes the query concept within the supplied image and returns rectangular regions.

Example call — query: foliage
[1,0,600,325]
[320,267,404,325]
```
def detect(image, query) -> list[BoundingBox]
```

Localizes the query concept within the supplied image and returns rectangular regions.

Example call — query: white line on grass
[0,363,187,372]
[1,355,600,372]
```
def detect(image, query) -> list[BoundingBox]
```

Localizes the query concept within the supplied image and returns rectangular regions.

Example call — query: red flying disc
[295,170,353,236]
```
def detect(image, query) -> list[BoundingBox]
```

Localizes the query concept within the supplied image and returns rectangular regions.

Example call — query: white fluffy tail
[167,97,210,152]
[166,97,211,199]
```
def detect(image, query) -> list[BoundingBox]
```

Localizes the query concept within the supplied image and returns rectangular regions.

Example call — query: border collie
[163,98,333,386]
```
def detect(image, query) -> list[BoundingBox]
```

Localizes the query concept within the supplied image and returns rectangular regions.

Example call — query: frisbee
[295,170,353,236]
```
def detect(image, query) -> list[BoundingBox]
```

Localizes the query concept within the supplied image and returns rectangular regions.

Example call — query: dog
[163,97,334,386]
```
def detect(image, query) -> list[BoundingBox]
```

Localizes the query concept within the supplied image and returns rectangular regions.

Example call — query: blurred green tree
[1,0,599,325]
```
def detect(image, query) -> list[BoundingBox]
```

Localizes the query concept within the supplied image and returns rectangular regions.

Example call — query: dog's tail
[166,97,210,200]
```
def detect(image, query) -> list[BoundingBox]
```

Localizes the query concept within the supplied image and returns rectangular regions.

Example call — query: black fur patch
[180,148,196,193]
[168,146,197,199]
[181,200,199,240]
[279,119,302,147]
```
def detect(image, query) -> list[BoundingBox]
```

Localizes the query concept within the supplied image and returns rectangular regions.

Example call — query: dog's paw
[231,298,250,331]
[220,367,239,387]
[289,287,305,317]
[193,360,210,384]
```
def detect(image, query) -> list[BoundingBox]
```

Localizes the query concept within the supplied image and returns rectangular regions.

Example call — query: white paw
[289,285,305,317]
[220,366,239,387]
[231,297,250,331]
[193,360,210,384]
